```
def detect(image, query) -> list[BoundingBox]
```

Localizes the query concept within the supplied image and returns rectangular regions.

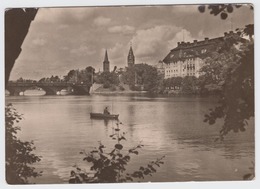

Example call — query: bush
[70,121,165,183]
[5,104,42,184]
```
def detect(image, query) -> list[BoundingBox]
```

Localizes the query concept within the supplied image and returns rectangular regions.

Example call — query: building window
[201,49,207,54]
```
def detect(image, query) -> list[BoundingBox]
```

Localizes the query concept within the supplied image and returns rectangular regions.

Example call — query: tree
[85,66,95,84]
[86,66,95,74]
[63,67,95,85]
[64,70,76,82]
[182,76,198,94]
[198,5,254,138]
[6,104,42,184]
[97,72,119,88]
[198,45,241,94]
[203,41,254,138]
[17,77,24,82]
[122,64,161,93]
[38,77,46,83]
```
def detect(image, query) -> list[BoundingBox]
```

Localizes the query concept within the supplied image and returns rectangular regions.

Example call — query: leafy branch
[69,121,165,183]
[5,104,42,184]
[198,4,253,20]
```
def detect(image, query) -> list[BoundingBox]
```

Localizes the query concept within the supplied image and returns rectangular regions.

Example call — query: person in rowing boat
[104,107,110,115]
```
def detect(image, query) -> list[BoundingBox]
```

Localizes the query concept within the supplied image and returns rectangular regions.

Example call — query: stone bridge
[6,82,91,96]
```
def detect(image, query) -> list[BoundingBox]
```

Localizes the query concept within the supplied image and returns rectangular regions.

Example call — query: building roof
[163,31,243,64]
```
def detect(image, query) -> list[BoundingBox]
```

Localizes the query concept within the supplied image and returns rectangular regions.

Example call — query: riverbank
[92,90,148,94]
[91,84,148,94]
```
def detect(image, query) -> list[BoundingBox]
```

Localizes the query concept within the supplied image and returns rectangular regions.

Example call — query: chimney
[224,32,228,36]
[205,37,209,43]
[177,42,180,46]
[193,40,198,44]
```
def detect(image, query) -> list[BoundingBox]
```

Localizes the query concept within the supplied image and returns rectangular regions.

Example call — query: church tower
[103,50,110,72]
[127,45,135,67]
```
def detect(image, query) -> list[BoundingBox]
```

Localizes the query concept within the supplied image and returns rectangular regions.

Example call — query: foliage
[122,64,162,93]
[69,121,165,183]
[5,104,42,184]
[63,70,76,82]
[63,66,95,85]
[198,4,253,20]
[96,71,119,88]
[16,77,37,83]
[119,85,125,91]
[243,161,255,180]
[182,76,199,94]
[203,42,254,138]
[199,5,254,138]
[163,76,201,94]
[198,44,242,94]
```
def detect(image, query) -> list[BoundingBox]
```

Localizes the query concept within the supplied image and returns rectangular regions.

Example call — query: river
[5,93,254,183]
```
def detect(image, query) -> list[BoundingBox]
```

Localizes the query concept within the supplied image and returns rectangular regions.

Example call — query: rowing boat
[90,113,119,120]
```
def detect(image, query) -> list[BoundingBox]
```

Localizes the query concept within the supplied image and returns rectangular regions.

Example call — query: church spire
[127,45,135,67]
[103,49,110,72]
[104,49,109,62]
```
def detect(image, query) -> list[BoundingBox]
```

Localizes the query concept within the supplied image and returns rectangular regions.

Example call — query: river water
[6,93,254,183]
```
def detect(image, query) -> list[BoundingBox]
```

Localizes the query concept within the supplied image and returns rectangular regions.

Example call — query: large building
[103,50,110,72]
[163,31,240,79]
[127,46,135,67]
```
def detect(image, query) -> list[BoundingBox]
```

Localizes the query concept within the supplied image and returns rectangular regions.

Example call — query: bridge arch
[23,87,46,96]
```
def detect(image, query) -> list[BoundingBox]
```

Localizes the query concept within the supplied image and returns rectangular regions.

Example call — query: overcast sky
[9,4,253,80]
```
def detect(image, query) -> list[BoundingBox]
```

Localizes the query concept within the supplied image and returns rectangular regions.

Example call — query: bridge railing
[7,81,92,87]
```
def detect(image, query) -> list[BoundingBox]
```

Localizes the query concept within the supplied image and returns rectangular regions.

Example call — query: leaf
[115,144,123,150]
[150,167,156,172]
[124,155,130,161]
[126,176,133,181]
[119,136,126,141]
[226,5,233,13]
[198,6,205,13]
[243,173,253,180]
[83,157,93,162]
[144,169,151,175]
[220,12,228,20]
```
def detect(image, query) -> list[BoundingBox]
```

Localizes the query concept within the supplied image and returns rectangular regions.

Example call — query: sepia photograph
[3,1,255,186]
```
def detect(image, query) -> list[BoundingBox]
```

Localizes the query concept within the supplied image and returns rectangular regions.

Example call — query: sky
[9,4,254,80]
